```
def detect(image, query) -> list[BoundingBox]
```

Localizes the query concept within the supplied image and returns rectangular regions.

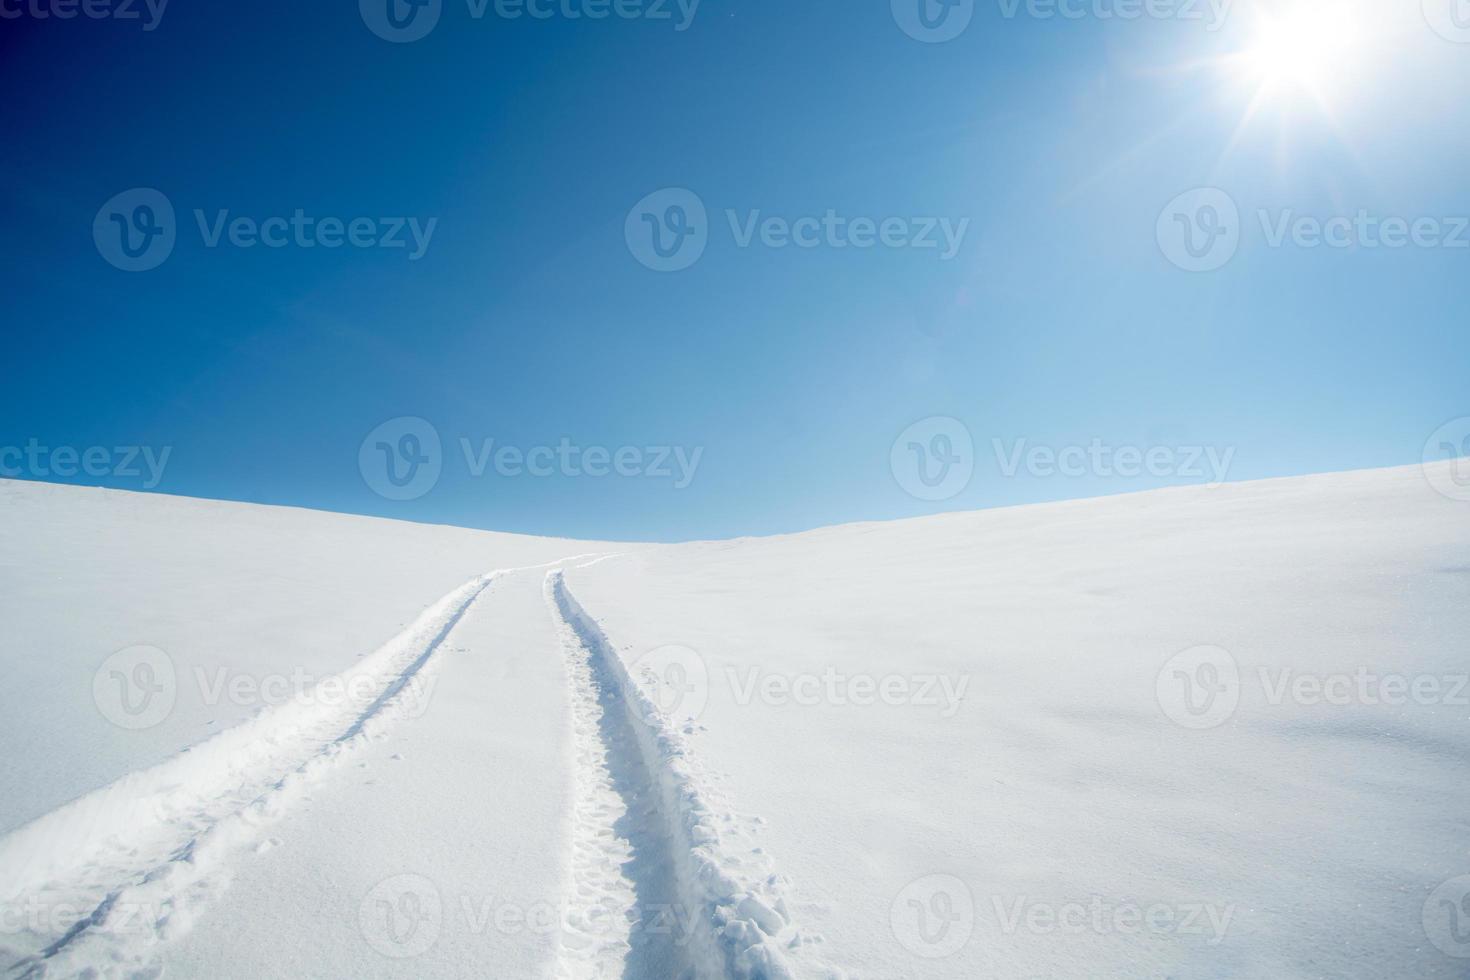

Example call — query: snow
[1,463,1467,978]
[562,462,1470,979]
[0,480,590,833]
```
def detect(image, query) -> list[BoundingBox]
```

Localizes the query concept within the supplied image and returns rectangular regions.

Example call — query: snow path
[0,551,817,979]
[549,571,811,980]
[160,564,592,978]
[0,557,597,977]
[547,570,677,980]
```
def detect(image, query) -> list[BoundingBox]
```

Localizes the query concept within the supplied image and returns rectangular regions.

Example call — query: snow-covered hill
[1,465,1466,978]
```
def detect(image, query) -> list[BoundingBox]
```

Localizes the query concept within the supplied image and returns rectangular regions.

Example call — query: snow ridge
[549,570,812,980]
[0,570,501,977]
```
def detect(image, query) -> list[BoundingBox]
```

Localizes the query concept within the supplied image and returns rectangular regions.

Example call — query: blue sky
[2,0,1467,541]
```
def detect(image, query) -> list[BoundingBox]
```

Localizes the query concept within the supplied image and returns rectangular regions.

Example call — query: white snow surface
[1,465,1467,978]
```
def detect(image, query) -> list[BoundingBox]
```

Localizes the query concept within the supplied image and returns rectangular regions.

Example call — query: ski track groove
[0,556,600,978]
[548,569,810,980]
[547,572,640,979]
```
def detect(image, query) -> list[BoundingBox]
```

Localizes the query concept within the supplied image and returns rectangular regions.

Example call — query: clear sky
[2,0,1467,541]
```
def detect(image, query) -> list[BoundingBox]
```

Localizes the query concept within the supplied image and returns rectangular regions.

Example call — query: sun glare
[1239,2,1364,101]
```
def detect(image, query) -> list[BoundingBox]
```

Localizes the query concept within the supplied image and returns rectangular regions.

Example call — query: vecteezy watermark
[625,188,708,272]
[457,435,702,489]
[727,667,971,718]
[356,874,702,958]
[1422,0,1470,43]
[892,0,975,42]
[91,653,440,732]
[1157,187,1241,273]
[1256,209,1470,251]
[625,188,970,272]
[891,416,975,502]
[359,0,443,41]
[360,874,443,959]
[0,439,172,489]
[995,0,1231,29]
[891,424,1232,501]
[1424,875,1470,959]
[1159,187,1470,272]
[192,666,438,718]
[1255,669,1470,708]
[890,875,1234,959]
[93,189,438,271]
[0,0,169,30]
[93,645,177,730]
[890,874,975,958]
[359,417,444,501]
[358,417,705,501]
[993,438,1235,485]
[989,895,1235,944]
[628,644,709,726]
[359,0,700,43]
[194,210,437,259]
[892,0,1230,42]
[0,895,171,944]
[1156,645,1241,730]
[1422,417,1470,503]
[726,210,969,259]
[1157,645,1470,730]
[93,188,177,272]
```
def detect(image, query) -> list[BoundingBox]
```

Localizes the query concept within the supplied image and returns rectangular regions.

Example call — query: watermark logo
[0,440,172,488]
[360,873,443,958]
[93,645,177,730]
[726,210,968,258]
[726,667,970,718]
[1423,0,1470,43]
[627,189,970,271]
[360,417,443,501]
[1157,188,1240,273]
[360,424,704,500]
[891,416,974,502]
[891,874,975,958]
[94,190,438,270]
[346,882,700,954]
[993,437,1234,485]
[1157,648,1465,729]
[0,0,169,30]
[995,0,1231,29]
[94,188,176,272]
[460,437,702,488]
[1258,668,1468,708]
[1156,645,1240,730]
[990,895,1234,943]
[1258,210,1470,251]
[628,644,709,726]
[361,0,698,41]
[892,0,975,42]
[626,188,708,272]
[1422,417,1470,502]
[1163,190,1470,271]
[1,896,170,942]
[193,209,437,259]
[191,666,440,719]
[1425,875,1470,958]
[360,0,442,41]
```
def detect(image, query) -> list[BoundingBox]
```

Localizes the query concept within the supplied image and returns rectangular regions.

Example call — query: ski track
[0,557,599,979]
[0,554,823,980]
[547,573,643,979]
[548,569,816,980]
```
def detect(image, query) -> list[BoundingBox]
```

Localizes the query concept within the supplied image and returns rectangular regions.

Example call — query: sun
[1237,1,1365,102]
